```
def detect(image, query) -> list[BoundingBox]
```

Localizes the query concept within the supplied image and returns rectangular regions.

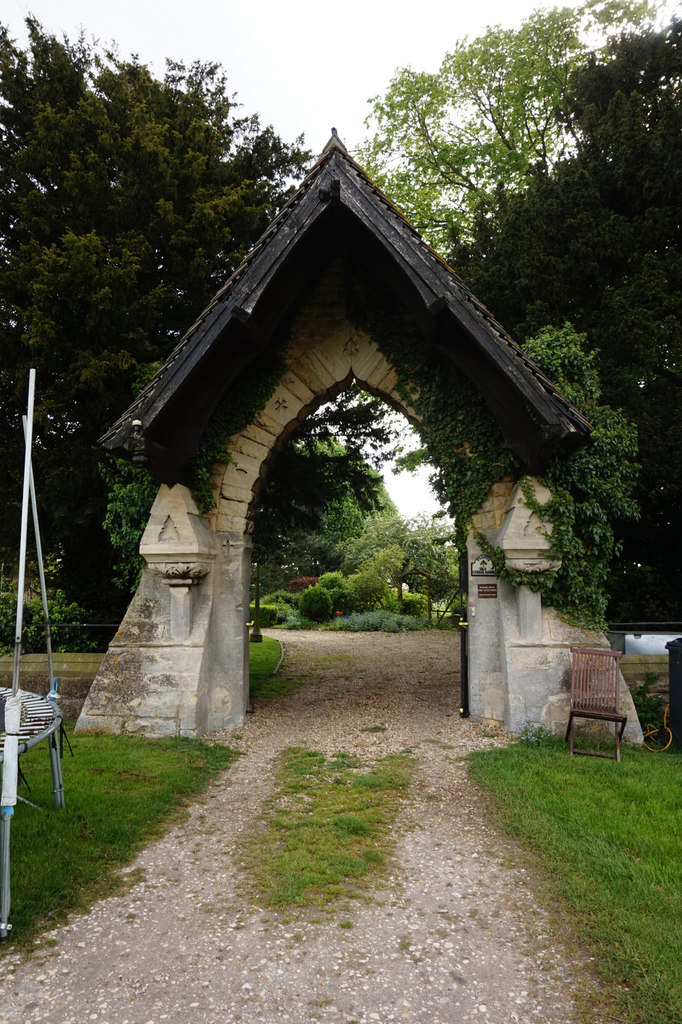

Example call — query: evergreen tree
[0,19,308,614]
[451,20,682,618]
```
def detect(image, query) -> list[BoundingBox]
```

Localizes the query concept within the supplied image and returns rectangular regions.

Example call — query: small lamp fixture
[129,419,148,467]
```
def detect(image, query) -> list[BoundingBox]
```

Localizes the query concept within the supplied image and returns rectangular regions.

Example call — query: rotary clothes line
[0,370,64,941]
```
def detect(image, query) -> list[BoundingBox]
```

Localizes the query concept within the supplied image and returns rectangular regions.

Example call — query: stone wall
[0,653,103,720]
[620,654,669,702]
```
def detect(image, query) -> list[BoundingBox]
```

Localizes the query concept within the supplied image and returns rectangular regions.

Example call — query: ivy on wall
[193,270,637,630]
[350,280,639,629]
[191,356,284,514]
[522,325,639,627]
[349,286,515,550]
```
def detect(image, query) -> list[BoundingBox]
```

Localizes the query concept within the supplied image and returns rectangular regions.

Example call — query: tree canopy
[450,19,682,618]
[0,19,308,614]
[252,386,400,590]
[361,0,662,249]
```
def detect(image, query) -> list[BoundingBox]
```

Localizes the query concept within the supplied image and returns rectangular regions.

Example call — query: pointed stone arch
[210,267,418,535]
[76,134,641,743]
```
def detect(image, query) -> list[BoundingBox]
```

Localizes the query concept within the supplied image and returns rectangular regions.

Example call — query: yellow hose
[643,704,674,752]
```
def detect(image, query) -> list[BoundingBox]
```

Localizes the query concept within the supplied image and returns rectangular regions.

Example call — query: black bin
[665,637,682,748]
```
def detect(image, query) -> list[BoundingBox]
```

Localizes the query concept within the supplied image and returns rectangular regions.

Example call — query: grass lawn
[468,738,682,1024]
[248,634,283,695]
[0,639,286,953]
[249,634,310,698]
[2,731,239,952]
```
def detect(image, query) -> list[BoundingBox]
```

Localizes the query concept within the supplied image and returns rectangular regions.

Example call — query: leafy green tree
[361,0,660,249]
[252,387,399,589]
[452,20,682,618]
[341,509,458,605]
[0,19,308,615]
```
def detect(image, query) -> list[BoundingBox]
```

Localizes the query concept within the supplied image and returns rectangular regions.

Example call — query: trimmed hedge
[248,603,280,627]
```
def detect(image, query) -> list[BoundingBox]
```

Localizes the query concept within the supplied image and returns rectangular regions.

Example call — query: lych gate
[75,133,642,743]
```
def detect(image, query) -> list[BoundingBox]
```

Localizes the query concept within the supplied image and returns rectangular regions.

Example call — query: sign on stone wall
[471,556,495,577]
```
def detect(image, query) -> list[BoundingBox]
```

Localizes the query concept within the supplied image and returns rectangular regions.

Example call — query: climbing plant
[350,277,638,628]
[191,358,284,513]
[522,324,639,627]
[349,277,516,553]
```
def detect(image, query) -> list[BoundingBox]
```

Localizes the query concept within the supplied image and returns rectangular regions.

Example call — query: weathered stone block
[260,384,305,427]
[280,370,314,406]
[305,346,348,389]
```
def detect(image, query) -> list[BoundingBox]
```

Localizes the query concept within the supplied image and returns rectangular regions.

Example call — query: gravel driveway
[0,629,605,1024]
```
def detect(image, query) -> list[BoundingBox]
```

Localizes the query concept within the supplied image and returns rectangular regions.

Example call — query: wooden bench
[565,647,627,761]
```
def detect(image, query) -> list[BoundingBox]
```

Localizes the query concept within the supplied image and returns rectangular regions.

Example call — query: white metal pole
[12,369,36,698]
[2,370,37,940]
[23,415,54,689]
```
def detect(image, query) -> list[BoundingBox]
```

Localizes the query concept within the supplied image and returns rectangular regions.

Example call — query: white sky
[0,0,591,517]
[3,0,588,158]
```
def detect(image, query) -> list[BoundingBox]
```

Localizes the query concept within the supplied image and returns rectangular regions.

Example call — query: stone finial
[496,480,561,574]
[140,484,216,575]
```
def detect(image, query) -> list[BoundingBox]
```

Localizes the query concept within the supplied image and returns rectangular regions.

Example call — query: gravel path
[0,630,605,1024]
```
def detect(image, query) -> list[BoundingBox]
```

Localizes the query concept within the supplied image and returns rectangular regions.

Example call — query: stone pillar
[75,484,218,737]
[167,579,197,642]
[516,586,543,640]
[203,521,253,732]
[490,480,642,743]
[466,478,515,724]
[466,536,504,724]
[494,480,562,732]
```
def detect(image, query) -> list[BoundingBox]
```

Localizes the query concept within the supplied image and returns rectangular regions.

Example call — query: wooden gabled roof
[100,130,591,483]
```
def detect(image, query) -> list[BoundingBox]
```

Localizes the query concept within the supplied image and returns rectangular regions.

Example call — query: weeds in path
[240,747,415,909]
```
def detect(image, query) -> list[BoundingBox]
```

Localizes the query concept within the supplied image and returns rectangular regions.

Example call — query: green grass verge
[250,634,300,698]
[249,635,323,699]
[3,730,239,953]
[240,746,415,908]
[0,636,281,953]
[467,739,682,1024]
[249,635,282,695]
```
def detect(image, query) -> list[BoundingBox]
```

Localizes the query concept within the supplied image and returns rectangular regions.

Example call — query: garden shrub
[317,571,354,614]
[632,677,665,732]
[286,576,319,594]
[248,603,279,627]
[346,570,390,613]
[317,572,345,590]
[262,589,300,609]
[299,585,333,622]
[401,591,428,617]
[0,590,97,653]
[330,610,433,632]
[261,589,300,622]
[283,610,316,629]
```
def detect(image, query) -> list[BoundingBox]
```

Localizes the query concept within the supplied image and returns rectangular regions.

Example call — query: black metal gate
[458,554,469,718]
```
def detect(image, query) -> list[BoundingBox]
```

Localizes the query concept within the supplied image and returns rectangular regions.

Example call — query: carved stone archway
[75,133,642,743]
